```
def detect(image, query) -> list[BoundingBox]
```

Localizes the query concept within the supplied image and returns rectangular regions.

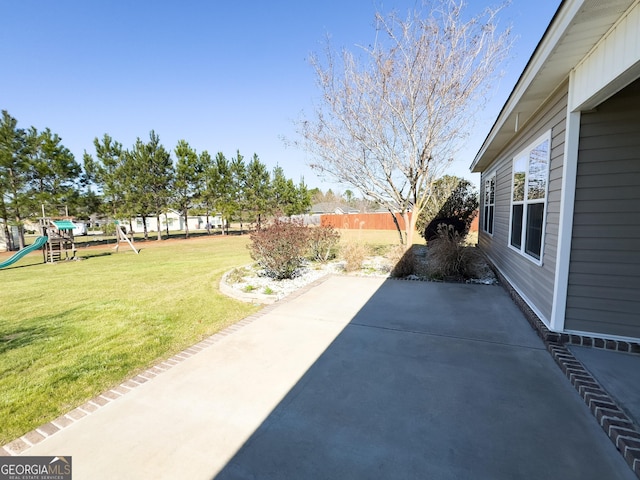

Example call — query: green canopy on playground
[52,220,76,230]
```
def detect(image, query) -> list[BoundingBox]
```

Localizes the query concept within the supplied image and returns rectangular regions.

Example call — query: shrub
[249,218,309,280]
[427,224,484,280]
[226,267,250,284]
[307,225,340,262]
[418,176,479,241]
[103,222,117,236]
[424,216,466,242]
[341,241,368,272]
[390,245,416,278]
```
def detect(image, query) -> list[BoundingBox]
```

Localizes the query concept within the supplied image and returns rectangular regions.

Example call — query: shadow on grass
[78,252,113,260]
[0,319,68,355]
[75,229,250,249]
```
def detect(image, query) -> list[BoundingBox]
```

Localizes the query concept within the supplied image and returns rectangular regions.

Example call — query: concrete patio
[9,276,637,479]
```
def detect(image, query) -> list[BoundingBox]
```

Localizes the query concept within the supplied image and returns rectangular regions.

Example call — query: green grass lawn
[0,235,259,445]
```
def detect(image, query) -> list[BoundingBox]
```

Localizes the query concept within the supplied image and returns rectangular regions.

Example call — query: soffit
[471,0,635,173]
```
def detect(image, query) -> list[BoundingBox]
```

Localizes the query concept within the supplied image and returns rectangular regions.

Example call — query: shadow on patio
[212,276,633,479]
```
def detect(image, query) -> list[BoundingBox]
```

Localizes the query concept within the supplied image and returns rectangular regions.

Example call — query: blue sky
[1,1,561,193]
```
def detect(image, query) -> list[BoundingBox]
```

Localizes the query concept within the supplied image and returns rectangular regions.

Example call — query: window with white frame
[483,173,495,234]
[509,132,550,262]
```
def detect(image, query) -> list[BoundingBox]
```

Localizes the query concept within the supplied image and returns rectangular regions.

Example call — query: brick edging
[0,274,336,457]
[486,255,640,354]
[0,313,276,457]
[548,342,640,477]
[483,255,640,478]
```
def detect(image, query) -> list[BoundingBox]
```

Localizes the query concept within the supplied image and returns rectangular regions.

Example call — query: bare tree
[297,0,510,246]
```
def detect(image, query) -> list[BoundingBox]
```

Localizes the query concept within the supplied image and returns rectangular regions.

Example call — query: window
[509,133,550,262]
[482,173,495,234]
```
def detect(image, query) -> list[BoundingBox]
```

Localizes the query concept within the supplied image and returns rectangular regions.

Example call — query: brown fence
[469,215,478,233]
[320,212,410,230]
[320,211,479,232]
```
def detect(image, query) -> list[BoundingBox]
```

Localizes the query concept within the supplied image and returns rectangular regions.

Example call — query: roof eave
[470,0,582,173]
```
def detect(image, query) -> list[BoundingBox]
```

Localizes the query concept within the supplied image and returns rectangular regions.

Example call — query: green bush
[417,176,479,241]
[307,225,340,262]
[249,218,309,280]
[103,223,117,235]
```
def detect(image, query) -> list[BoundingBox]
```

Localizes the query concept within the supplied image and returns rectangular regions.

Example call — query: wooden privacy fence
[320,211,479,232]
[321,212,410,230]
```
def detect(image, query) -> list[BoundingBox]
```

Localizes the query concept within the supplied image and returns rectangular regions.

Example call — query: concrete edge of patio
[0,312,261,457]
[0,274,333,457]
[493,265,640,479]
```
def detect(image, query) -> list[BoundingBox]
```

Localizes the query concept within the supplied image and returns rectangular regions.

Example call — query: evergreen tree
[271,166,294,216]
[124,138,154,239]
[271,166,311,216]
[25,127,81,216]
[212,152,236,234]
[84,134,126,218]
[140,131,174,240]
[243,153,271,228]
[198,150,217,234]
[230,151,247,232]
[0,111,29,248]
[295,178,312,215]
[174,140,202,238]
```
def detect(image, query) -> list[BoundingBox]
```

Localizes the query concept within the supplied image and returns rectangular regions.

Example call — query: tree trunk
[156,213,162,240]
[142,216,148,240]
[14,218,24,249]
[388,209,404,245]
[8,168,24,249]
[403,210,417,249]
[2,224,10,250]
[184,210,189,239]
[205,210,211,235]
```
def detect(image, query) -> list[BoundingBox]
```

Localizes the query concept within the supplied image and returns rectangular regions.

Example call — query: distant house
[0,221,21,252]
[310,203,359,215]
[471,0,640,342]
[124,210,224,234]
[72,222,88,236]
[0,222,7,252]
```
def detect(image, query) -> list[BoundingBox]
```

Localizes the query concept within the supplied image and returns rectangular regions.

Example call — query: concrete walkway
[16,276,635,479]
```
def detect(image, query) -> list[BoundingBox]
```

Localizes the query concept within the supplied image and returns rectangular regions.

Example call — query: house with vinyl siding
[122,209,224,234]
[471,0,640,343]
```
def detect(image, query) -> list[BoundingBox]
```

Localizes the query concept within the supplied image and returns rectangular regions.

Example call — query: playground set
[0,218,138,269]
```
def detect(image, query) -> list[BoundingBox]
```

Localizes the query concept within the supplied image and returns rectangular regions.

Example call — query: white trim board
[550,106,581,332]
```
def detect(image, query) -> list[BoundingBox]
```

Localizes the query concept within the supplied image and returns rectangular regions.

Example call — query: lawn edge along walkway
[0,275,331,457]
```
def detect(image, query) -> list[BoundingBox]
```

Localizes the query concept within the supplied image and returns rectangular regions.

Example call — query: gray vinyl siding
[565,77,640,338]
[479,83,567,323]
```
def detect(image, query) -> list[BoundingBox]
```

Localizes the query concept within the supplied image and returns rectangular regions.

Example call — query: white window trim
[482,171,496,236]
[508,131,551,266]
